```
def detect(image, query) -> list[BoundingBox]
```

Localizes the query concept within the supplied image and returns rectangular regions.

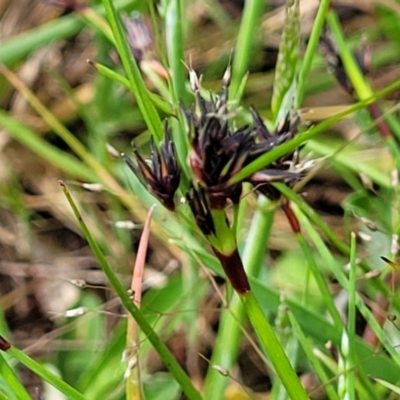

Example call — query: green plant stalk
[102,0,163,141]
[90,61,174,116]
[297,0,330,105]
[240,291,309,400]
[296,233,343,329]
[230,0,265,100]
[346,232,357,400]
[327,10,400,159]
[0,353,32,400]
[288,313,340,400]
[292,203,400,369]
[275,182,400,312]
[165,0,188,105]
[203,196,274,399]
[0,345,87,400]
[60,182,203,400]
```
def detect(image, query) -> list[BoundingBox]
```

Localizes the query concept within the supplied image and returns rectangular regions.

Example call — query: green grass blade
[203,196,275,399]
[230,0,265,100]
[1,345,87,400]
[0,111,96,182]
[297,0,330,105]
[346,232,357,400]
[60,182,203,400]
[241,291,309,400]
[288,313,340,400]
[91,61,174,115]
[296,233,343,329]
[165,0,188,105]
[102,0,163,141]
[0,353,31,400]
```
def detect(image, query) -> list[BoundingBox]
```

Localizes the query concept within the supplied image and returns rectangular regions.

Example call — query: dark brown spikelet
[125,122,181,211]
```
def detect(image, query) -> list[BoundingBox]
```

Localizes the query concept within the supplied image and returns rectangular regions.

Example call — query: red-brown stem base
[0,335,11,351]
[212,247,251,294]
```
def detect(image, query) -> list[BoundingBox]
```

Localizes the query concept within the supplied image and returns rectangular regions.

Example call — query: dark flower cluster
[126,66,302,224]
[125,67,304,293]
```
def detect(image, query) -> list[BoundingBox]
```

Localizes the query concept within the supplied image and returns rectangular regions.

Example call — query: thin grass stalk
[202,196,274,399]
[326,10,400,167]
[60,182,203,400]
[275,183,400,312]
[346,232,357,400]
[0,353,32,400]
[126,206,156,399]
[165,0,188,105]
[291,204,400,370]
[0,111,96,182]
[89,61,174,115]
[102,0,163,141]
[240,291,309,399]
[0,342,87,400]
[228,95,391,186]
[288,313,340,400]
[230,0,265,100]
[297,0,330,105]
[296,233,343,329]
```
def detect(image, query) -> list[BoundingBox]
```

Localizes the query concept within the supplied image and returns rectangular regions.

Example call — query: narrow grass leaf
[0,111,96,182]
[2,346,87,400]
[90,61,174,116]
[0,353,31,400]
[203,196,275,399]
[102,0,163,141]
[297,0,330,105]
[230,0,265,100]
[60,182,203,400]
[373,377,400,395]
[289,313,340,400]
[241,291,309,400]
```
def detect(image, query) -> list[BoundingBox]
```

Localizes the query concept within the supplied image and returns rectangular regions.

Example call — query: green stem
[203,196,274,399]
[60,182,203,400]
[230,0,265,100]
[0,353,32,400]
[241,291,309,400]
[297,0,330,106]
[1,344,87,400]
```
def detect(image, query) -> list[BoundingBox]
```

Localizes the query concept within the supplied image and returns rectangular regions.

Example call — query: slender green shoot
[59,181,203,400]
[102,0,163,141]
[0,353,32,400]
[241,291,309,400]
[230,0,265,100]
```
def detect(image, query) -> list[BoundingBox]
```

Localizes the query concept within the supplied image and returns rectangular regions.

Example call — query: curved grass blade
[230,0,265,100]
[60,181,203,400]
[0,339,87,400]
[102,0,163,141]
[0,353,31,400]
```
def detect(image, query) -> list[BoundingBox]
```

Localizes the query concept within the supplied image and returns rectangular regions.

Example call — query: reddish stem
[0,335,11,351]
[367,103,392,140]
[281,199,301,234]
[212,247,251,294]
